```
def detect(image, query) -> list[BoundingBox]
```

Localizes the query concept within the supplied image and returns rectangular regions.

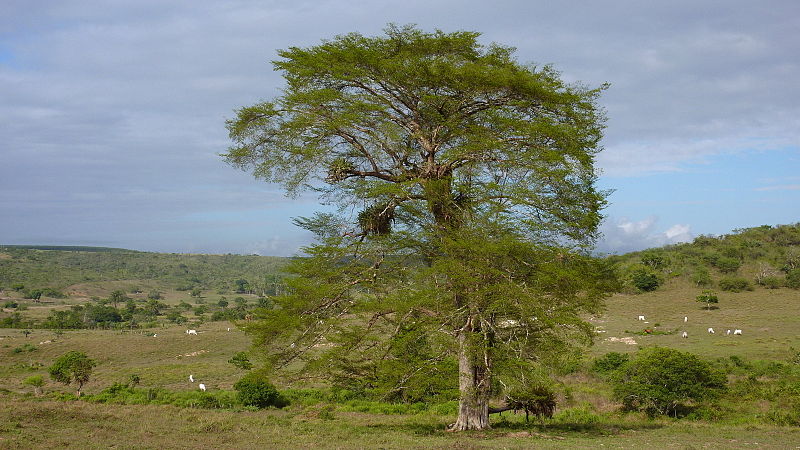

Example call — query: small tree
[233,370,287,408]
[49,351,96,397]
[612,347,726,416]
[696,290,719,310]
[23,375,45,396]
[109,290,127,309]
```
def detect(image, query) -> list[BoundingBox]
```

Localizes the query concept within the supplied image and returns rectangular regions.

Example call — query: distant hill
[0,246,290,294]
[609,223,800,293]
[0,245,139,253]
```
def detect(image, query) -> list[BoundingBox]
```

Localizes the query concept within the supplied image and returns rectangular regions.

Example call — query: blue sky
[1,1,798,256]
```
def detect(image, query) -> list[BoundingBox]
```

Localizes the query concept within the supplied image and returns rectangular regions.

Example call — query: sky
[1,0,798,256]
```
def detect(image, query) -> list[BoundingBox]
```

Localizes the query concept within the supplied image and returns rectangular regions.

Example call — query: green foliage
[641,251,669,270]
[758,276,784,289]
[690,266,712,287]
[223,24,613,430]
[13,343,38,353]
[3,300,19,308]
[49,351,97,395]
[718,277,753,292]
[23,375,44,387]
[786,269,800,289]
[228,351,253,370]
[696,290,719,309]
[612,347,726,416]
[629,267,660,292]
[591,352,630,376]
[714,256,741,274]
[233,370,288,409]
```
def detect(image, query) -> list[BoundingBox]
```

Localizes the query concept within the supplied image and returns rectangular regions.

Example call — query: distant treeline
[0,247,291,293]
[0,245,138,253]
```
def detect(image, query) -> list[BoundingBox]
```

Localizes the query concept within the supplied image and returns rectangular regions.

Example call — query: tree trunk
[450,331,492,431]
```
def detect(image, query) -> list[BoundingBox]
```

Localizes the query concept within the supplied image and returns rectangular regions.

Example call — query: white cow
[637,315,645,321]
[734,329,743,335]
[707,327,715,334]
[187,329,198,335]
[684,316,688,323]
[682,331,688,338]
[198,383,206,392]
[189,374,194,383]
[726,329,731,336]
[153,334,158,337]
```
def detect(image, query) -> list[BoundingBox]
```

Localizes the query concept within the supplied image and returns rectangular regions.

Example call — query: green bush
[758,276,784,289]
[690,267,712,287]
[718,277,753,292]
[787,269,800,289]
[630,268,660,292]
[233,370,287,409]
[714,256,741,274]
[591,352,630,376]
[612,347,726,417]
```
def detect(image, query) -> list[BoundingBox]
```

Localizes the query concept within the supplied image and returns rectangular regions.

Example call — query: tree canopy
[224,25,612,430]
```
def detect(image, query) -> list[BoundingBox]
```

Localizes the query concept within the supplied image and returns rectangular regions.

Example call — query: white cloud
[597,216,693,254]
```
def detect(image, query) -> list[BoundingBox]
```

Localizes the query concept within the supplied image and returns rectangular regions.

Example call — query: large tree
[225,25,613,430]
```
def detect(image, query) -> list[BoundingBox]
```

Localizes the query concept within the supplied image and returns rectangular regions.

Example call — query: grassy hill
[1,225,800,447]
[0,246,291,296]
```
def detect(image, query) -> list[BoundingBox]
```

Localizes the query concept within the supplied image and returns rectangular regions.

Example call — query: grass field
[2,277,800,448]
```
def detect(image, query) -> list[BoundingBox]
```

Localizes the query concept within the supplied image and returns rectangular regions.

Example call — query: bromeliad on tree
[224,24,614,431]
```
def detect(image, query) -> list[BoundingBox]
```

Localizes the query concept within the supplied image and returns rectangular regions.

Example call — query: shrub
[630,268,660,292]
[3,300,19,308]
[714,256,741,274]
[758,276,784,289]
[233,370,287,409]
[718,277,753,292]
[787,269,800,289]
[591,352,630,376]
[612,347,726,416]
[690,267,712,287]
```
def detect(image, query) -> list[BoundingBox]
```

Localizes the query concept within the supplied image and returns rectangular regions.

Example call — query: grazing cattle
[227,327,231,332]
[682,331,688,338]
[189,374,194,383]
[708,328,715,334]
[187,329,198,335]
[684,316,688,323]
[637,315,645,321]
[198,383,206,392]
[726,329,731,335]
[734,329,742,335]
[153,334,158,338]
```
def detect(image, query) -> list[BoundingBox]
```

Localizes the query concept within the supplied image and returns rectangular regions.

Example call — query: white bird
[198,383,206,392]
[708,327,715,334]
[189,374,194,383]
[684,316,688,323]
[682,331,688,338]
